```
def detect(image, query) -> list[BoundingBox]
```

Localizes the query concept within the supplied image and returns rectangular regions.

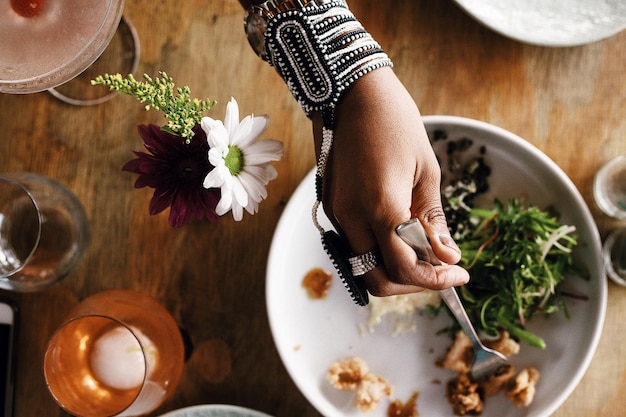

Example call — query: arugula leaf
[435,135,586,349]
[454,198,583,348]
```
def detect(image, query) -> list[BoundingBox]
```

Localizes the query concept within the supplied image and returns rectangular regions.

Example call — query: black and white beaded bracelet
[265,1,392,122]
[264,0,393,306]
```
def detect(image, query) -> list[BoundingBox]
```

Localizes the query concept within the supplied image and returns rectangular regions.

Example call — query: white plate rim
[266,115,607,417]
[158,404,273,417]
[453,0,626,47]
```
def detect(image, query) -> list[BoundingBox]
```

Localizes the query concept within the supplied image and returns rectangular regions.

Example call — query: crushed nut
[481,364,516,397]
[484,331,520,358]
[327,357,392,413]
[440,331,473,373]
[327,357,369,391]
[355,373,393,412]
[505,368,541,407]
[446,373,484,416]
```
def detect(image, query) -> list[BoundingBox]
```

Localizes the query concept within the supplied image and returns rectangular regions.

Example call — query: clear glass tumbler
[602,227,626,287]
[593,155,626,219]
[44,290,185,417]
[0,173,90,291]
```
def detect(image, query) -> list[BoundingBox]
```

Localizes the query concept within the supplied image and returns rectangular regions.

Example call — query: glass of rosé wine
[0,0,139,105]
[44,290,185,417]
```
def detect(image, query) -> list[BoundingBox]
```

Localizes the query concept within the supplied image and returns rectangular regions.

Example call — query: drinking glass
[0,0,139,105]
[47,15,140,106]
[44,290,185,417]
[602,227,626,287]
[593,155,626,220]
[0,173,90,292]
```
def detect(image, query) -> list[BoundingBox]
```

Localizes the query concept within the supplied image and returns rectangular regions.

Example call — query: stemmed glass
[0,0,139,105]
[44,290,185,417]
[0,173,90,292]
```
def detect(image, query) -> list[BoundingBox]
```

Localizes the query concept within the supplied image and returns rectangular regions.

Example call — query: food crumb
[439,331,540,414]
[302,267,332,299]
[356,374,393,413]
[482,364,516,397]
[365,291,441,335]
[446,373,484,416]
[327,357,392,413]
[439,331,473,374]
[505,368,541,407]
[327,357,369,391]
[387,391,419,417]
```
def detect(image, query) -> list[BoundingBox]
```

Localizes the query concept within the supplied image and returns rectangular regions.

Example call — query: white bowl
[266,115,607,417]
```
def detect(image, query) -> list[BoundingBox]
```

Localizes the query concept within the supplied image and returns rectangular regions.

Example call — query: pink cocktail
[0,0,124,93]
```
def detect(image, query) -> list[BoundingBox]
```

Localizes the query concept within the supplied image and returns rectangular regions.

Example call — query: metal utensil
[396,219,508,380]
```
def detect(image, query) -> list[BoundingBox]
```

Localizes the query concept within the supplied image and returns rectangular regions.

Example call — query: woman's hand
[313,67,470,296]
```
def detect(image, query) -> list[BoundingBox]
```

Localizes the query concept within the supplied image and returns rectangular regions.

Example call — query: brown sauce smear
[302,267,332,299]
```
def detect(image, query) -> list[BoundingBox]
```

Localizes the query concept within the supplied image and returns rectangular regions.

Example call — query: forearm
[236,0,469,297]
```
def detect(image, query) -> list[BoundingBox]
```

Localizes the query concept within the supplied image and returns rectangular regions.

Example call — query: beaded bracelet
[264,0,393,305]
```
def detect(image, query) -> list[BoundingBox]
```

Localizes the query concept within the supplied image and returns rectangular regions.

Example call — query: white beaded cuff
[265,0,392,121]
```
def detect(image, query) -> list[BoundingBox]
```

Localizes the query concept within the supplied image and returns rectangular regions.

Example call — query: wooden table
[1,1,624,416]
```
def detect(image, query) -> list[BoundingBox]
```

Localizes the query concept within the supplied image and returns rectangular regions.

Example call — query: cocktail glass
[0,173,90,292]
[0,0,139,105]
[44,290,185,417]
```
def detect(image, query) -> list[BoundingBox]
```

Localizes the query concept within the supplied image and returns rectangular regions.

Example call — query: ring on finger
[348,248,382,276]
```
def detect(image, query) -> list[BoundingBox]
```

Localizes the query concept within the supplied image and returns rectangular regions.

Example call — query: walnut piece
[355,373,393,412]
[484,331,520,358]
[481,363,516,397]
[326,357,369,391]
[441,330,541,414]
[388,391,419,417]
[440,331,473,373]
[446,373,484,416]
[505,368,541,407]
[326,357,392,413]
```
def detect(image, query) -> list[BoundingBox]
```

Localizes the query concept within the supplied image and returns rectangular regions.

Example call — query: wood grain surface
[0,1,624,416]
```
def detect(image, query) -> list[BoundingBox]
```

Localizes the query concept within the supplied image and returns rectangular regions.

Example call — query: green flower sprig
[92,72,216,142]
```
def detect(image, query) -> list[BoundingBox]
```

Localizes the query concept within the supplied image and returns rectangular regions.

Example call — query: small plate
[159,404,272,417]
[453,0,626,47]
[266,116,606,416]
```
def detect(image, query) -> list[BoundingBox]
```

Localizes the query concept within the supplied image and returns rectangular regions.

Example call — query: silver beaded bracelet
[265,0,393,305]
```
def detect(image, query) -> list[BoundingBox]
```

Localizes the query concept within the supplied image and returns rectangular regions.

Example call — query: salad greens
[454,199,581,349]
[436,134,586,349]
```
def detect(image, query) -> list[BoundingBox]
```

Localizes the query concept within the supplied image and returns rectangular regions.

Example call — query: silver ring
[348,248,382,276]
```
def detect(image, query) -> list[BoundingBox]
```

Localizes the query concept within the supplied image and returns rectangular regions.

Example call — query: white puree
[90,326,149,390]
[362,290,441,335]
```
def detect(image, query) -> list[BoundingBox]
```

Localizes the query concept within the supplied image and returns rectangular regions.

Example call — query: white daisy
[201,97,283,221]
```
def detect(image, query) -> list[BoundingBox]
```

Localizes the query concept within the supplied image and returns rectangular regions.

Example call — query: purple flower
[123,124,220,228]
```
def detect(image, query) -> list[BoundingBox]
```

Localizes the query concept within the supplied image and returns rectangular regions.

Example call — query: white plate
[266,116,607,417]
[453,0,626,47]
[159,404,272,417]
